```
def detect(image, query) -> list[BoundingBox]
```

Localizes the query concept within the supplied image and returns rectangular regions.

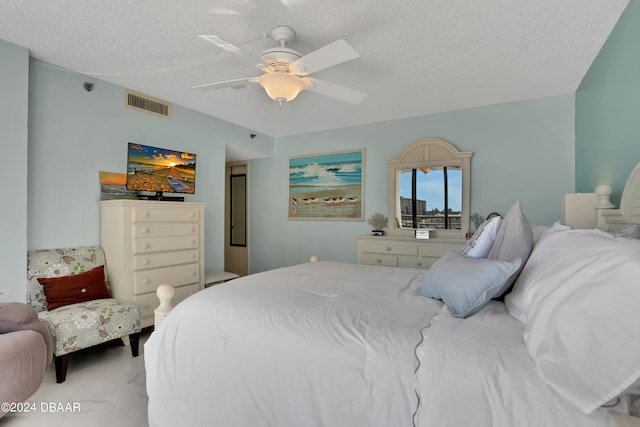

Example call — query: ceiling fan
[193,26,367,105]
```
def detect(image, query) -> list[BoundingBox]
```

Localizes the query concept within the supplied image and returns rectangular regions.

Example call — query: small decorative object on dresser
[470,213,485,231]
[368,212,388,236]
[415,229,431,240]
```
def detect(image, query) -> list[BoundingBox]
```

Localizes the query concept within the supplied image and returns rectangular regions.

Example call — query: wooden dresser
[100,200,206,328]
[356,235,464,269]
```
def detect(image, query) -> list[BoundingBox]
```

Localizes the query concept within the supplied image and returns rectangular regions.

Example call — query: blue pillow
[417,252,522,318]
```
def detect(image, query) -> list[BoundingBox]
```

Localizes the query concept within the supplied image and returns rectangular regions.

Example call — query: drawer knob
[142,227,150,234]
[190,240,196,246]
[143,242,151,249]
[386,247,392,252]
[189,212,196,218]
[143,259,150,265]
[142,211,150,218]
[190,271,196,276]
[376,258,382,263]
[144,278,151,284]
[189,226,196,232]
[416,261,423,266]
[189,253,195,259]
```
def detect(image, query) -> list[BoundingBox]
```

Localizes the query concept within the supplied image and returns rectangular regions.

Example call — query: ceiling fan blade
[302,77,367,104]
[291,39,360,76]
[192,77,257,91]
[198,35,271,72]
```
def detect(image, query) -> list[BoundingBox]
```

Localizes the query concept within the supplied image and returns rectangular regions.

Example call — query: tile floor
[0,329,152,427]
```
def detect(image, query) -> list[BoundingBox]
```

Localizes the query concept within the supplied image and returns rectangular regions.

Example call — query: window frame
[387,138,472,239]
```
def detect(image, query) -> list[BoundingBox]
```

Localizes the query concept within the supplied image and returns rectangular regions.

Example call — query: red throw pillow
[38,265,110,310]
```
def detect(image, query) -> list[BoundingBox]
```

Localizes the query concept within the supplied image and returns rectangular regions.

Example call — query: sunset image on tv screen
[126,143,196,194]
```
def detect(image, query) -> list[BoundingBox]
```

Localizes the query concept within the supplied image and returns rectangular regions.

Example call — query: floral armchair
[27,247,142,383]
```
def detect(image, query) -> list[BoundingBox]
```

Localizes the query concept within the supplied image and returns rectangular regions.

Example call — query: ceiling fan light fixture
[258,72,305,102]
[196,27,366,104]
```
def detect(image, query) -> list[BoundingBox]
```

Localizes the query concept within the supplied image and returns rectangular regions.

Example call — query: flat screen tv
[126,143,196,200]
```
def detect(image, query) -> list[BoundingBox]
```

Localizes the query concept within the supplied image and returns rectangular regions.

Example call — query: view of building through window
[399,166,462,229]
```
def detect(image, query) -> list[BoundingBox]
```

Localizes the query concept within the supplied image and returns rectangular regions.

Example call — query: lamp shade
[257,72,305,102]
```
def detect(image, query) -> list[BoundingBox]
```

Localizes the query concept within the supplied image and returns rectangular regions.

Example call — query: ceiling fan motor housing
[259,47,301,71]
[261,26,301,71]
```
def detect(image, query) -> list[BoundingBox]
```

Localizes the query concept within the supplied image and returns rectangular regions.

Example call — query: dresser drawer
[132,207,200,223]
[419,243,462,258]
[133,249,199,271]
[134,235,199,254]
[133,223,198,238]
[135,283,200,319]
[357,235,465,270]
[398,256,433,269]
[360,241,418,256]
[361,253,398,267]
[133,263,200,295]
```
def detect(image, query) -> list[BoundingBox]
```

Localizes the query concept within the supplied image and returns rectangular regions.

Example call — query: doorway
[225,162,248,276]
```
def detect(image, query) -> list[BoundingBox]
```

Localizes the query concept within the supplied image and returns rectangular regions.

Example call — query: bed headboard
[597,162,640,232]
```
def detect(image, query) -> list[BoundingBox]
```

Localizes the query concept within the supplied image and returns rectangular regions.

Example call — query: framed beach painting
[288,148,365,221]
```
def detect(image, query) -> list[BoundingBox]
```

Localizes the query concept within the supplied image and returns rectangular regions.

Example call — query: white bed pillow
[417,252,521,318]
[487,201,533,297]
[516,228,640,414]
[504,221,571,323]
[458,216,502,258]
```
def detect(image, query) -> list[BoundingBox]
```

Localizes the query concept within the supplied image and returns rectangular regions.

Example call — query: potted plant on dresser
[368,212,388,236]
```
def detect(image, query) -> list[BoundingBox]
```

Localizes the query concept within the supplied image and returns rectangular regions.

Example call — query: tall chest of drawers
[100,200,206,328]
[356,235,464,269]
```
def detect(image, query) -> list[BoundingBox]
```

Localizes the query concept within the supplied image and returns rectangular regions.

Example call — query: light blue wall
[250,94,575,273]
[0,40,29,302]
[2,39,583,286]
[576,1,638,206]
[25,59,273,281]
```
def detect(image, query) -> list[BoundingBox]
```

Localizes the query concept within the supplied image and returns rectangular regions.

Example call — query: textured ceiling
[0,0,629,138]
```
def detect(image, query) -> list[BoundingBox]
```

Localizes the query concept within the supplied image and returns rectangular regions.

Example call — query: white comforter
[145,261,614,427]
[146,261,442,427]
[415,301,613,427]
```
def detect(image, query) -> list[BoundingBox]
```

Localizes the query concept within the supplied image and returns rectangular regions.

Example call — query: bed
[145,163,640,427]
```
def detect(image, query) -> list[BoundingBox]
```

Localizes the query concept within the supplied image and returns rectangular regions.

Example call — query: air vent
[125,90,171,118]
